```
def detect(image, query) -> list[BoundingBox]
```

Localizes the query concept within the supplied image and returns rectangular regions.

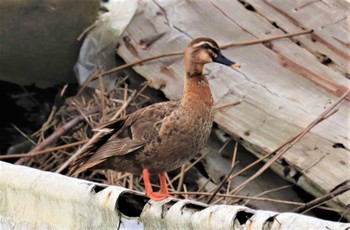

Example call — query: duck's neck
[181,64,213,109]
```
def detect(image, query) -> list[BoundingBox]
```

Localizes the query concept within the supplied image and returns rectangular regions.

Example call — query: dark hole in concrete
[117,192,149,217]
[292,171,302,183]
[281,159,291,177]
[317,53,333,66]
[245,4,255,11]
[182,202,207,213]
[263,216,275,230]
[271,21,279,28]
[262,41,273,49]
[280,159,289,166]
[270,21,287,33]
[235,211,253,225]
[237,0,256,12]
[283,166,291,177]
[91,184,108,193]
[321,57,332,65]
[161,200,177,218]
[333,143,345,149]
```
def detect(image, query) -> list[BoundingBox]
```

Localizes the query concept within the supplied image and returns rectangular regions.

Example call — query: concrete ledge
[0,162,349,229]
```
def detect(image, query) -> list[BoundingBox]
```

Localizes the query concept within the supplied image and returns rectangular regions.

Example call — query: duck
[70,37,240,200]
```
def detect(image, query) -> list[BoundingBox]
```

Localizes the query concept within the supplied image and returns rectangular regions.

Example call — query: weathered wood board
[115,0,350,218]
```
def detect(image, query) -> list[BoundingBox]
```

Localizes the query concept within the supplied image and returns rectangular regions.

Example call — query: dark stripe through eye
[202,43,219,54]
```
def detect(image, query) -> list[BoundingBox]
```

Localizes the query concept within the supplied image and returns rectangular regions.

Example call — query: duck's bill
[213,52,240,68]
[231,62,241,68]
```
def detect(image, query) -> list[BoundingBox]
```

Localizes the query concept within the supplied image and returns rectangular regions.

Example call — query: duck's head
[184,37,240,77]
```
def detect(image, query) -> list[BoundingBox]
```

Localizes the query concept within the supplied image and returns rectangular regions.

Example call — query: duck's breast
[141,105,214,173]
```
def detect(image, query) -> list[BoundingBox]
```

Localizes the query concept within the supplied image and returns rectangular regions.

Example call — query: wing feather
[70,101,180,176]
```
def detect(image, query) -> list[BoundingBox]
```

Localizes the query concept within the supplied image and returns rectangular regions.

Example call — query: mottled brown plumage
[70,37,240,200]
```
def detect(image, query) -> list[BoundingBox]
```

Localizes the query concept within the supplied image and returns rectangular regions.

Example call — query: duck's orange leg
[142,169,169,201]
[158,172,169,195]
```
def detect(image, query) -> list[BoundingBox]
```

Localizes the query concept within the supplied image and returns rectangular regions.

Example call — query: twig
[33,85,68,140]
[56,129,104,174]
[339,206,350,222]
[169,191,344,213]
[230,88,350,195]
[226,142,238,203]
[165,173,176,192]
[69,100,95,129]
[220,29,313,49]
[218,139,230,155]
[197,177,212,193]
[170,149,211,183]
[97,74,107,122]
[111,90,137,120]
[57,90,137,174]
[93,30,312,81]
[213,100,241,111]
[207,161,238,204]
[15,106,99,166]
[100,51,183,77]
[243,184,293,206]
[292,184,350,213]
[226,151,273,187]
[177,165,186,192]
[134,80,152,99]
[123,85,129,117]
[77,21,98,41]
[183,184,189,200]
[129,173,134,190]
[11,125,36,145]
[77,70,102,97]
[109,172,132,184]
[0,140,87,159]
[32,104,57,139]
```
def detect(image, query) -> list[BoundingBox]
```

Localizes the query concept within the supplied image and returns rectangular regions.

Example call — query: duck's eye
[203,43,210,49]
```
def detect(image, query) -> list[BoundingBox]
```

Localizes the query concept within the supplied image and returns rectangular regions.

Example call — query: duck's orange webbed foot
[143,169,172,201]
[146,191,170,201]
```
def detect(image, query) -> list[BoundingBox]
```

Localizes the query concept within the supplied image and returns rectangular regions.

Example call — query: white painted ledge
[0,161,349,229]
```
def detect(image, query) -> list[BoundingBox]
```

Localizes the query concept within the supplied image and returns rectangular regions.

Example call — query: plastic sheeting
[74,0,138,85]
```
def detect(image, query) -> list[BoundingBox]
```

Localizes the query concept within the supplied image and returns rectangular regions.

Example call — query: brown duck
[70,37,240,200]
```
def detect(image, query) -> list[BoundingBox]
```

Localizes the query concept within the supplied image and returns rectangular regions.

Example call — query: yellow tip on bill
[231,63,241,68]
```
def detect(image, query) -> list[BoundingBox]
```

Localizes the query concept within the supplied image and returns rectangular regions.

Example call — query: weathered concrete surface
[1,162,349,229]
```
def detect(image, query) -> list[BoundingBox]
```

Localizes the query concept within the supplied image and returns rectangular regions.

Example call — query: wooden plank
[115,0,350,218]
[245,0,350,75]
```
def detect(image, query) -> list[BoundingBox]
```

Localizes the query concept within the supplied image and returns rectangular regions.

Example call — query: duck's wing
[69,101,179,176]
